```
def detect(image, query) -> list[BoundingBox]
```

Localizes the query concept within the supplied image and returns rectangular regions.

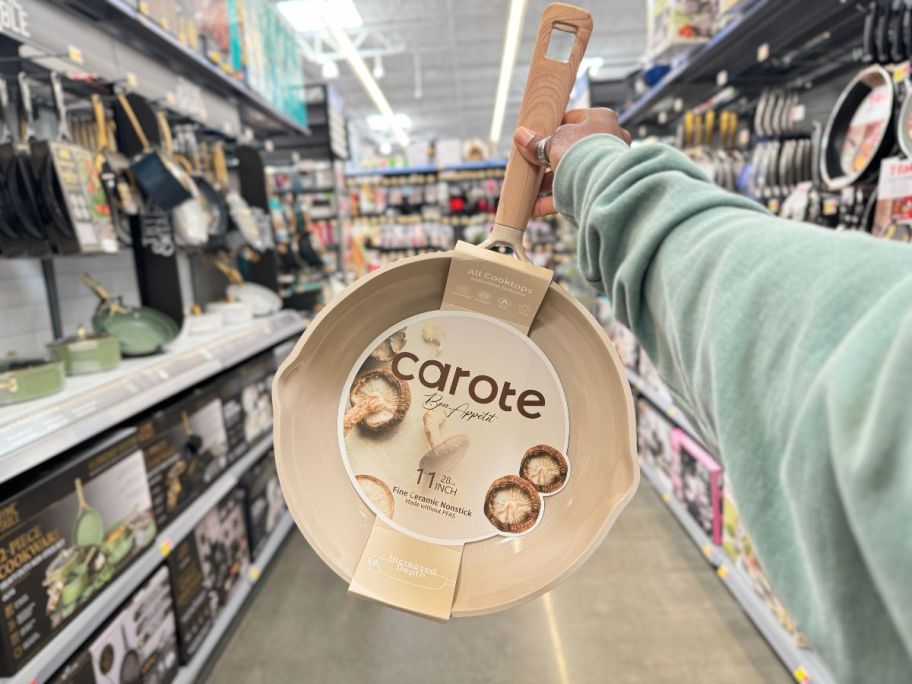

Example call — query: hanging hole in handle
[546,25,577,63]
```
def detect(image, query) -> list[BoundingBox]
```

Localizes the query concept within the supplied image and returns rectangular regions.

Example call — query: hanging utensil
[212,140,264,251]
[115,92,193,210]
[92,94,136,248]
[186,129,227,247]
[155,110,207,247]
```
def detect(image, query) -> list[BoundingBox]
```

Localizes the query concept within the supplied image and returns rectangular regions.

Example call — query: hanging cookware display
[0,73,47,257]
[47,326,121,375]
[213,141,265,251]
[896,84,912,157]
[115,92,193,210]
[0,77,27,258]
[0,356,65,405]
[154,110,208,247]
[273,3,637,620]
[92,93,136,247]
[31,72,117,255]
[188,132,229,248]
[821,65,896,189]
[213,257,282,316]
[82,273,179,356]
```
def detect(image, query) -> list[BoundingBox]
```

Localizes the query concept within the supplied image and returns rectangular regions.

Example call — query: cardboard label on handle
[441,242,553,334]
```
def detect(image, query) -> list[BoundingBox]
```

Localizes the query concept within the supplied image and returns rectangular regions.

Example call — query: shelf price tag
[701,544,713,557]
[716,70,728,87]
[661,492,672,503]
[716,565,729,579]
[138,1,150,15]
[248,566,262,583]
[126,72,139,88]
[667,407,678,419]
[757,43,770,63]
[160,540,173,557]
[67,46,84,65]
[793,666,810,682]
[672,98,683,112]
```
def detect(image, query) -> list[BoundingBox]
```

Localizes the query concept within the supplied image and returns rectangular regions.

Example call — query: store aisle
[207,486,789,684]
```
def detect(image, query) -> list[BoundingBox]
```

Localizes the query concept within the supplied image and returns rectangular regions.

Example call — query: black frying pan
[0,77,26,257]
[115,92,192,210]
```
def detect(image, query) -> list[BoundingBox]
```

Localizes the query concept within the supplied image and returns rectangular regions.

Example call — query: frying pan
[73,478,103,546]
[273,3,638,617]
[212,141,264,251]
[891,0,905,62]
[0,73,47,256]
[877,0,893,63]
[116,93,193,210]
[0,77,26,256]
[120,624,141,684]
[91,94,131,246]
[155,111,208,247]
[896,86,912,156]
[821,65,896,189]
[188,134,228,249]
[864,1,878,62]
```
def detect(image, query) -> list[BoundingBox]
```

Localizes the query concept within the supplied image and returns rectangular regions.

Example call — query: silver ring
[535,137,549,163]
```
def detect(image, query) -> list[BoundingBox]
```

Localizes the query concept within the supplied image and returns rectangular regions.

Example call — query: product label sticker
[339,310,570,545]
[840,84,890,176]
[440,241,552,334]
[348,521,463,622]
[874,158,912,242]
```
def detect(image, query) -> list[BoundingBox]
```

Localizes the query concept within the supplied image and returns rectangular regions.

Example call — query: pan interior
[273,253,638,616]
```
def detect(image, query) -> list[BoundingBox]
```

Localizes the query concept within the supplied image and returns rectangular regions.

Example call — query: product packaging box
[167,490,249,663]
[238,450,286,560]
[635,396,677,484]
[722,481,808,647]
[670,429,723,544]
[217,352,275,463]
[0,430,156,676]
[637,349,673,405]
[50,565,179,684]
[138,387,230,530]
[648,0,715,57]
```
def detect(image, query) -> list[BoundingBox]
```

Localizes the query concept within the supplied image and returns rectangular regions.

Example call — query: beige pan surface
[273,253,639,616]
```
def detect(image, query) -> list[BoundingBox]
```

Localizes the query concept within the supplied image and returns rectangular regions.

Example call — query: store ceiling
[300,0,646,155]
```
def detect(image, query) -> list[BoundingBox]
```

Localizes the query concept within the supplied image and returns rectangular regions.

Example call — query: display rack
[173,513,295,684]
[2,435,278,684]
[617,0,863,128]
[0,311,307,483]
[54,0,311,137]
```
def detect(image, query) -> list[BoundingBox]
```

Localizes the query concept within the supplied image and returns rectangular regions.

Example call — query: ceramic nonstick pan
[897,86,912,156]
[821,65,896,189]
[273,3,638,617]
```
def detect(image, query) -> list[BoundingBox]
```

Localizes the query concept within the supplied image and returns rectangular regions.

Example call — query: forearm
[553,135,912,680]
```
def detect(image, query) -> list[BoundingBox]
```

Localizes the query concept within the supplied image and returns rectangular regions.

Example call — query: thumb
[513,126,549,166]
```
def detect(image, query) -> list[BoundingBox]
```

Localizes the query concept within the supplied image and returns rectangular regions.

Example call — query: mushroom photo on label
[369,329,407,362]
[356,474,395,518]
[343,369,411,434]
[484,475,542,535]
[419,411,470,471]
[520,445,569,494]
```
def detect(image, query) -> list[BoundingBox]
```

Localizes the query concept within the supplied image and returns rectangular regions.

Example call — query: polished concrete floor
[207,485,789,683]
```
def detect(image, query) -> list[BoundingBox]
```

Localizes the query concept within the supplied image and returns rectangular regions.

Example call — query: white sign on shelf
[0,0,29,40]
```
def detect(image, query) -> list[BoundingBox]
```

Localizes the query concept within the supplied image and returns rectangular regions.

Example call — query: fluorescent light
[367,113,411,131]
[372,55,385,80]
[489,0,527,145]
[577,57,604,78]
[378,141,392,155]
[278,0,362,33]
[320,1,409,147]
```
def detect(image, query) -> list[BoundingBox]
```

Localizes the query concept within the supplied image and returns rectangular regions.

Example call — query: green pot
[48,331,121,375]
[91,302,179,357]
[61,563,88,606]
[0,358,65,406]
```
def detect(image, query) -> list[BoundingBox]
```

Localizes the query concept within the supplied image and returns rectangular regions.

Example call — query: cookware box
[137,387,230,529]
[215,351,275,463]
[0,429,155,676]
[670,429,723,545]
[166,490,249,664]
[238,450,286,560]
[635,395,677,482]
[50,566,179,684]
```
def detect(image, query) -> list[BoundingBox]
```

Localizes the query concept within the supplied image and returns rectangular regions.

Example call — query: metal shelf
[3,436,278,684]
[638,437,836,682]
[617,0,864,128]
[626,368,702,440]
[172,513,294,684]
[0,311,306,484]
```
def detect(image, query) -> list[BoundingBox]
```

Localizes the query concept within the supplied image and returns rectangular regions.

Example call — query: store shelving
[173,512,295,684]
[55,0,309,137]
[0,311,307,484]
[638,458,835,684]
[617,0,863,128]
[2,435,278,684]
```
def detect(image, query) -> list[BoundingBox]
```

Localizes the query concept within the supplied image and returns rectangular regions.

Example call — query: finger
[513,127,550,167]
[532,195,556,217]
[620,127,632,145]
[539,170,554,195]
[563,109,589,124]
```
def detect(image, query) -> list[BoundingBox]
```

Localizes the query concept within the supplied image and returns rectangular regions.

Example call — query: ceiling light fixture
[321,60,340,80]
[319,1,410,148]
[373,55,385,80]
[367,112,411,131]
[489,0,527,145]
[278,0,363,33]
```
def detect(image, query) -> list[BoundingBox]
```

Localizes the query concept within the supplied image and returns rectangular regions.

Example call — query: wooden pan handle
[493,3,592,232]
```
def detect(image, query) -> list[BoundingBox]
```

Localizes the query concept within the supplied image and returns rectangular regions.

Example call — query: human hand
[513,108,632,216]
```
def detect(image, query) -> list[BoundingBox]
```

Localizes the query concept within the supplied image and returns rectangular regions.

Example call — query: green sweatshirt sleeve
[554,134,912,682]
